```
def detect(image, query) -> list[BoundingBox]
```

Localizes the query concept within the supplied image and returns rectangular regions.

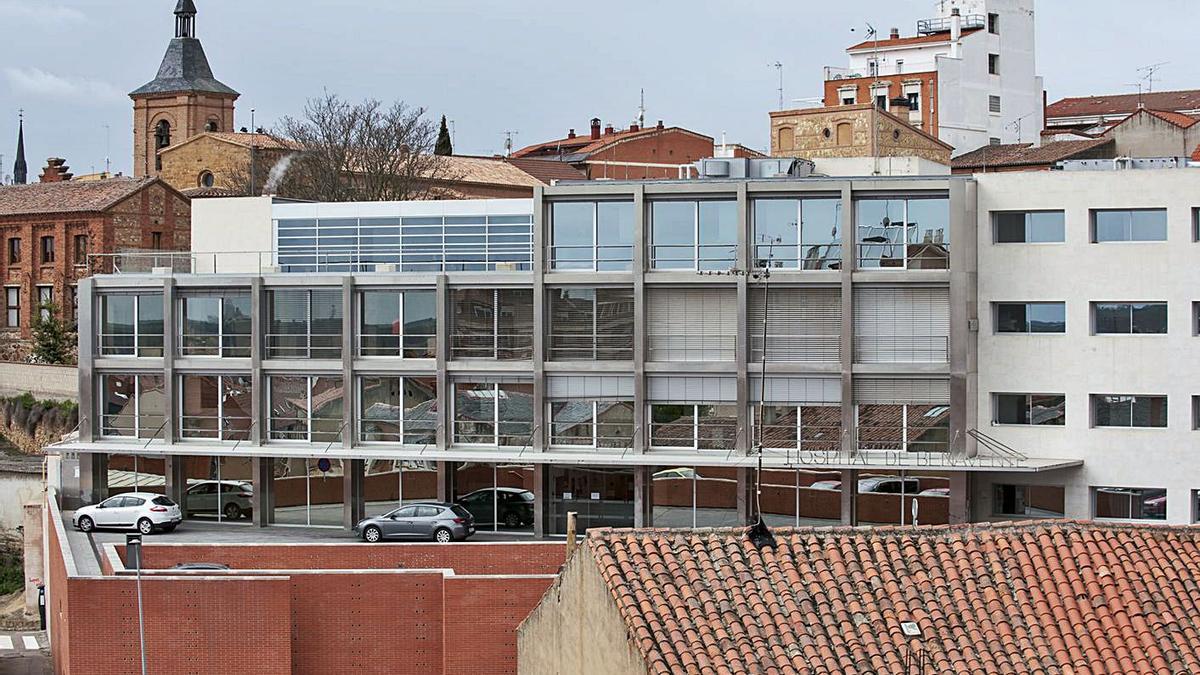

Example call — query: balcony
[824,66,868,82]
[916,14,985,34]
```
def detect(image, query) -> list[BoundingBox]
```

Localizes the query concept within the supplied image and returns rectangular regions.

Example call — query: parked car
[652,468,696,481]
[354,502,475,543]
[73,493,182,535]
[170,562,231,571]
[185,480,254,520]
[808,477,922,494]
[919,487,950,497]
[456,487,534,528]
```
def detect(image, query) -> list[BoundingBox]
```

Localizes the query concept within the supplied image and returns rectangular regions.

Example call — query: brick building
[1044,88,1200,136]
[769,102,952,165]
[131,1,239,184]
[0,164,189,337]
[510,118,714,179]
[158,131,295,197]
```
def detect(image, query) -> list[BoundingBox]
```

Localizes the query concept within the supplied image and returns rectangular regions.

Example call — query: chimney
[567,128,576,139]
[949,8,962,58]
[890,96,912,114]
[890,27,900,39]
[656,120,664,130]
[39,158,72,183]
[590,118,601,140]
[604,124,615,135]
[629,122,639,132]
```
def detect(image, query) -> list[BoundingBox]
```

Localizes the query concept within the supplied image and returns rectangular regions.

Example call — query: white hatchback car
[73,492,182,535]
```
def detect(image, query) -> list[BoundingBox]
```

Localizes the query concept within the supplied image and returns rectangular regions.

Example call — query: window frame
[647,403,739,452]
[547,201,635,272]
[991,393,1066,426]
[546,400,635,449]
[993,301,1066,334]
[988,53,1000,75]
[1091,302,1167,335]
[36,286,52,321]
[451,381,534,447]
[855,196,951,270]
[73,234,88,265]
[266,375,346,444]
[751,197,843,270]
[449,288,533,360]
[179,291,253,358]
[39,236,55,264]
[991,484,1066,518]
[750,404,841,452]
[648,199,738,271]
[98,373,166,439]
[4,287,19,328]
[6,238,20,264]
[1090,394,1168,429]
[546,287,635,361]
[357,375,437,445]
[357,288,437,358]
[177,374,253,441]
[265,287,343,360]
[98,293,165,357]
[991,210,1066,244]
[1090,208,1168,243]
[855,403,952,453]
[1092,486,1166,521]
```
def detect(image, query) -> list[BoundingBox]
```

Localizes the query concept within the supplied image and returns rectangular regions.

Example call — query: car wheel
[223,503,242,521]
[363,525,382,543]
[434,527,452,543]
[504,512,521,529]
[77,516,94,533]
[137,518,154,535]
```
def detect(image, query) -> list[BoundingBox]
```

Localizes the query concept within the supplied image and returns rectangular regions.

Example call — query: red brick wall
[46,509,72,675]
[822,72,939,136]
[443,576,553,675]
[584,129,714,180]
[0,214,106,336]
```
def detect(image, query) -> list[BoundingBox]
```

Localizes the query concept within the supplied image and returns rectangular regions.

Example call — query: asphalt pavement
[0,631,50,675]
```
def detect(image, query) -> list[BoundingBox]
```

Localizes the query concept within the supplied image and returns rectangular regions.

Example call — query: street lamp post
[126,533,147,675]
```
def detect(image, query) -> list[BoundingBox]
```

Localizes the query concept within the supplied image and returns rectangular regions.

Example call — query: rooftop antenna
[103,123,111,175]
[768,62,784,110]
[1126,82,1145,109]
[503,130,518,157]
[637,88,646,128]
[1137,62,1168,93]
[250,108,256,135]
[449,119,456,148]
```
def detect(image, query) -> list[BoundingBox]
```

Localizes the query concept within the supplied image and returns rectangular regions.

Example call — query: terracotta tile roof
[511,126,713,160]
[952,138,1113,169]
[588,521,1200,675]
[1142,109,1200,128]
[848,27,982,51]
[0,177,163,217]
[161,132,298,154]
[1192,145,1200,162]
[437,155,544,188]
[500,157,586,183]
[180,186,242,199]
[1046,89,1200,120]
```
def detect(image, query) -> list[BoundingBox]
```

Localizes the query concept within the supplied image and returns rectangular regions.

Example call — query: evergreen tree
[30,302,73,365]
[434,115,453,156]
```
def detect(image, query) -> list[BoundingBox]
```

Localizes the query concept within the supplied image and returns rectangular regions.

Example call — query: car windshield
[450,505,472,519]
[517,491,534,501]
[152,496,176,506]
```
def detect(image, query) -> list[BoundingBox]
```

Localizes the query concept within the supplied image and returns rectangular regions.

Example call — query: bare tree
[273,92,456,202]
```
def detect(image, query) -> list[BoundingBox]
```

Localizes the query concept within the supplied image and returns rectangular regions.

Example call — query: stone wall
[769,104,950,165]
[0,395,78,455]
[159,135,290,194]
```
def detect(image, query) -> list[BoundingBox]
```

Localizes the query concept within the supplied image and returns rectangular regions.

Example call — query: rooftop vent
[695,157,816,179]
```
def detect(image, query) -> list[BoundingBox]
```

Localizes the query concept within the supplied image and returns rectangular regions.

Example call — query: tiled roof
[511,126,713,160]
[588,521,1200,675]
[438,156,545,188]
[130,37,238,97]
[951,138,1113,169]
[1046,89,1200,120]
[501,157,586,183]
[1142,109,1200,128]
[196,132,298,151]
[180,186,242,199]
[0,177,162,217]
[848,27,982,51]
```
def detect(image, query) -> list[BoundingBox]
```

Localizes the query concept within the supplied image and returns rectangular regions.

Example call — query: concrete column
[163,455,187,508]
[161,277,176,446]
[948,178,979,457]
[343,458,365,529]
[436,461,455,503]
[736,467,755,525]
[77,278,95,441]
[533,463,548,538]
[341,277,354,450]
[633,465,652,528]
[249,277,264,446]
[251,456,274,527]
[435,275,449,450]
[78,452,107,506]
[839,185,856,458]
[948,472,971,523]
[632,185,646,453]
[22,501,43,619]
[532,187,546,452]
[735,183,750,455]
[840,469,858,526]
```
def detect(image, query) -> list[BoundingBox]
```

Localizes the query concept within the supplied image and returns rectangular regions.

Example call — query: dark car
[353,502,475,543]
[170,562,231,571]
[456,487,534,528]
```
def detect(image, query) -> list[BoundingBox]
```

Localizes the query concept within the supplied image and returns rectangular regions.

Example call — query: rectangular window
[452,382,534,446]
[752,405,841,452]
[749,287,842,362]
[547,287,634,360]
[180,291,252,357]
[1092,394,1167,428]
[856,197,950,269]
[548,400,635,448]
[99,374,165,438]
[989,137,1001,146]
[98,293,164,356]
[73,234,88,264]
[40,236,54,264]
[358,289,436,357]
[649,404,738,451]
[906,92,919,112]
[36,286,52,321]
[992,211,1065,243]
[752,198,841,270]
[994,302,1066,333]
[988,12,999,34]
[1093,302,1167,334]
[857,403,951,453]
[67,286,77,328]
[6,238,19,264]
[993,485,1065,518]
[1092,209,1167,242]
[989,95,1001,114]
[178,375,252,440]
[151,232,163,250]
[1193,395,1199,430]
[266,288,342,359]
[4,287,19,328]
[649,200,737,271]
[1194,207,1199,242]
[267,376,345,443]
[449,288,533,360]
[993,393,1065,426]
[988,53,1000,75]
[358,376,436,444]
[1094,487,1166,520]
[548,201,634,271]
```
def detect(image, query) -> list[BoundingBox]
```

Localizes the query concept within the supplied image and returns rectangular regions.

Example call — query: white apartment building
[824,0,1043,154]
[974,166,1200,524]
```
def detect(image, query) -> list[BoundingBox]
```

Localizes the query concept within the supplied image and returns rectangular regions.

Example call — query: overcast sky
[0,0,1196,179]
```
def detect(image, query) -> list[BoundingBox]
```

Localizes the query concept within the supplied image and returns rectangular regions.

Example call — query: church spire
[13,111,27,185]
[175,0,197,39]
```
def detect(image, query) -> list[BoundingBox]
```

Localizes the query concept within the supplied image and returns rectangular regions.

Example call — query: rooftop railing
[916,14,986,34]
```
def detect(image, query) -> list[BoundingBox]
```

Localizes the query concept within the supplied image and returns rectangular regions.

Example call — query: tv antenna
[104,123,111,175]
[636,88,646,128]
[1137,62,1168,93]
[768,62,784,110]
[503,130,519,157]
[449,119,456,147]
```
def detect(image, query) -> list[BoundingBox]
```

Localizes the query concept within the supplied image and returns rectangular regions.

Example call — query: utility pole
[503,131,518,157]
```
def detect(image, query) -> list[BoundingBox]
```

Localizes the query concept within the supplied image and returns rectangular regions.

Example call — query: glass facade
[267,376,346,442]
[752,198,841,269]
[452,382,534,446]
[547,465,634,534]
[855,470,951,526]
[856,404,951,453]
[276,214,534,273]
[449,289,533,359]
[266,288,343,359]
[649,404,738,450]
[856,197,949,269]
[99,293,164,356]
[179,375,253,440]
[549,201,634,271]
[649,200,737,270]
[358,376,437,444]
[99,375,166,439]
[547,400,634,448]
[179,291,251,357]
[180,456,255,522]
[546,287,634,360]
[271,457,346,527]
[453,462,536,533]
[650,466,739,528]
[358,289,436,357]
[363,459,438,518]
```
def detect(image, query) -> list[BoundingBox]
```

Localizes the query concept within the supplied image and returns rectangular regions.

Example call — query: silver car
[354,502,475,543]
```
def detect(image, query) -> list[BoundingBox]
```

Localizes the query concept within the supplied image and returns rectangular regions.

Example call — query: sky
[0,0,1196,179]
